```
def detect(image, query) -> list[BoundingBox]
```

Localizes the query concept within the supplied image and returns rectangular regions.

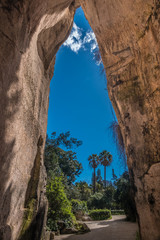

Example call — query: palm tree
[76,181,91,201]
[99,150,112,188]
[88,154,99,193]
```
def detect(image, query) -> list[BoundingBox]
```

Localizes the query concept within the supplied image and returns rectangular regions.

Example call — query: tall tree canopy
[44,132,83,184]
[99,150,112,187]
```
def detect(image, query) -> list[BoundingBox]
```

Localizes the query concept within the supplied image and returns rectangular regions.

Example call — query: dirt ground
[55,215,138,240]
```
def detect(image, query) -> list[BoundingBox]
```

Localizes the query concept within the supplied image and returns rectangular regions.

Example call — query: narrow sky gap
[47,7,126,184]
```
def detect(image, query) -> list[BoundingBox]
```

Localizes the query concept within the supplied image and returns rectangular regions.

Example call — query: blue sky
[47,7,126,184]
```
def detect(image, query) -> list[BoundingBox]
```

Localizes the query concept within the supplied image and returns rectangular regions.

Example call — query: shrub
[71,199,88,215]
[111,210,125,215]
[114,171,137,221]
[46,176,75,231]
[89,209,111,220]
[87,192,104,209]
[87,186,116,210]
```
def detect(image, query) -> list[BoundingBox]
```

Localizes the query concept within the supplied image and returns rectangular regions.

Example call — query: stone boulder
[75,221,91,234]
[81,215,92,222]
[60,227,78,235]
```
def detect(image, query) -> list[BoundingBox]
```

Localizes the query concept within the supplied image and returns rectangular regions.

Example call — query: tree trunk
[93,167,96,194]
[104,166,106,188]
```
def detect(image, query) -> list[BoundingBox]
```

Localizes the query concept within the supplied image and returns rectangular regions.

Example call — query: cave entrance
[47,6,126,185]
[45,6,131,236]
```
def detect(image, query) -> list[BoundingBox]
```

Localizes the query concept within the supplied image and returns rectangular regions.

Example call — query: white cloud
[91,43,97,52]
[63,23,102,65]
[63,23,101,63]
[63,23,83,53]
[83,31,97,44]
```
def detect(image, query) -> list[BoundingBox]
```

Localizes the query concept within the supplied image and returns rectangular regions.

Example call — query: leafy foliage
[88,154,99,169]
[75,181,92,201]
[87,171,136,222]
[89,209,111,220]
[46,176,75,231]
[45,132,83,231]
[99,150,112,167]
[99,150,112,187]
[96,169,103,186]
[71,199,88,215]
[47,131,82,149]
[114,171,137,221]
[87,192,104,209]
[56,149,83,184]
[102,185,116,209]
[111,210,125,215]
[87,185,116,210]
[88,154,99,193]
[45,131,136,229]
[44,132,83,184]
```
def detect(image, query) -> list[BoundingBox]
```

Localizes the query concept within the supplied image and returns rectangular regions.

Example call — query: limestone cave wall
[0,0,159,239]
[0,0,77,239]
[80,1,160,239]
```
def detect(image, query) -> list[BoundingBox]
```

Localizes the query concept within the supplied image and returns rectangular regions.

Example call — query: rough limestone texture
[80,1,160,239]
[0,0,159,240]
[0,0,77,239]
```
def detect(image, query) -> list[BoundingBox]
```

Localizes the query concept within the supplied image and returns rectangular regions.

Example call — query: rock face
[0,0,77,239]
[80,1,160,239]
[0,0,159,240]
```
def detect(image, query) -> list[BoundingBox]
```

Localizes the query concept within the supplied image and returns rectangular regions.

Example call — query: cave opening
[0,1,160,239]
[44,7,132,236]
[47,6,127,186]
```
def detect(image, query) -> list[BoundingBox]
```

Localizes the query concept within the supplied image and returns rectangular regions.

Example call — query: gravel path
[55,215,138,240]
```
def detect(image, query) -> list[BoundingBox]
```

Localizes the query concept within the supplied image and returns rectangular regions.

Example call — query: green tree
[75,181,91,201]
[56,148,83,184]
[87,192,104,209]
[46,131,82,149]
[44,132,83,184]
[44,132,83,230]
[103,184,116,209]
[114,171,137,221]
[65,183,81,200]
[88,154,99,194]
[96,169,103,186]
[46,176,75,231]
[99,150,112,188]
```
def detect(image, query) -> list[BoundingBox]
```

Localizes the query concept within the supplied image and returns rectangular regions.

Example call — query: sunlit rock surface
[0,1,76,239]
[0,0,159,239]
[80,1,160,239]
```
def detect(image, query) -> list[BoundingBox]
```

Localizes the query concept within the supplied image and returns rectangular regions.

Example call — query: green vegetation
[88,150,112,193]
[46,177,75,231]
[44,132,82,232]
[89,209,111,220]
[75,181,92,201]
[88,154,99,194]
[99,150,112,188]
[114,171,137,221]
[45,131,83,184]
[71,199,88,215]
[111,210,125,215]
[44,131,137,234]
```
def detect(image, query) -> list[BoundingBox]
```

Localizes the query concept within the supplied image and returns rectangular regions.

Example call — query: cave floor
[55,215,138,240]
